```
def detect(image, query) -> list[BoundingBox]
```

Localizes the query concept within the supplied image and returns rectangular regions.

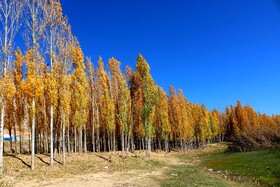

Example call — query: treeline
[223,101,280,151]
[0,0,279,173]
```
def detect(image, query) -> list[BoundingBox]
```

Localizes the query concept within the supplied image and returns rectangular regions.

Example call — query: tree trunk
[31,98,35,171]
[158,139,162,152]
[13,99,17,154]
[62,121,65,166]
[103,132,106,152]
[91,99,95,152]
[113,130,116,152]
[107,131,111,152]
[84,124,87,153]
[146,137,151,157]
[67,126,70,153]
[131,135,134,152]
[50,105,54,166]
[9,128,12,153]
[54,122,58,159]
[20,127,24,154]
[44,129,48,154]
[96,106,100,152]
[0,99,4,175]
[74,126,77,153]
[126,134,130,158]
[121,131,125,155]
[165,138,169,156]
[14,125,18,153]
[79,125,82,153]
[59,128,62,154]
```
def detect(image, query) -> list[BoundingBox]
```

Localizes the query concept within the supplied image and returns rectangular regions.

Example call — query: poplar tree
[70,46,88,153]
[23,50,45,170]
[209,109,220,141]
[13,49,25,154]
[98,57,115,152]
[155,87,170,154]
[86,57,96,152]
[0,0,22,174]
[134,54,157,157]
[44,0,63,166]
[168,86,179,147]
[108,57,131,154]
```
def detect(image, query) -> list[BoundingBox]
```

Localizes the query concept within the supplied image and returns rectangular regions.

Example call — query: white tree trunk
[146,137,151,157]
[62,121,65,166]
[79,125,82,153]
[92,100,95,152]
[84,124,87,153]
[0,100,5,175]
[31,98,35,170]
[50,105,53,166]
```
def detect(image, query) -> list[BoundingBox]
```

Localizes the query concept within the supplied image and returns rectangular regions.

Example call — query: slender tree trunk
[113,131,116,152]
[107,131,111,152]
[62,121,65,166]
[50,105,54,166]
[165,138,169,156]
[74,126,77,153]
[58,128,62,154]
[146,137,151,157]
[131,135,134,152]
[126,134,130,158]
[121,131,125,155]
[103,131,106,152]
[9,128,12,153]
[31,98,35,170]
[20,126,24,154]
[79,125,82,153]
[0,98,5,174]
[92,99,95,152]
[84,124,87,153]
[35,124,39,154]
[96,106,100,152]
[158,139,162,151]
[13,99,17,154]
[54,123,58,159]
[67,126,70,153]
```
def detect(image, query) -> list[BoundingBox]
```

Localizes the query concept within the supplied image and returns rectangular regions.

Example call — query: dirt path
[14,167,165,187]
[5,151,174,187]
[1,149,219,187]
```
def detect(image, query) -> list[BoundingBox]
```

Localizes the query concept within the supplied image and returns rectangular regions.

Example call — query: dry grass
[0,144,268,187]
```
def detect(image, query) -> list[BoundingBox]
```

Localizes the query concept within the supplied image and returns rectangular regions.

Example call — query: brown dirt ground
[0,151,177,187]
[0,144,228,187]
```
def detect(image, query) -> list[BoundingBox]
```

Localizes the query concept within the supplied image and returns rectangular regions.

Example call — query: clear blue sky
[60,0,280,115]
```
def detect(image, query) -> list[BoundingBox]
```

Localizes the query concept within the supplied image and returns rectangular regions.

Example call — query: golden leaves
[70,45,88,126]
[23,50,45,99]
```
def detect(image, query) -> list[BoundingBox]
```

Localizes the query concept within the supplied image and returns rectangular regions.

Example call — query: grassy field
[201,145,280,187]
[159,144,280,187]
[0,144,279,186]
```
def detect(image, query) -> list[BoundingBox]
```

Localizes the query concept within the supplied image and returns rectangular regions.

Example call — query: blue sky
[60,0,280,115]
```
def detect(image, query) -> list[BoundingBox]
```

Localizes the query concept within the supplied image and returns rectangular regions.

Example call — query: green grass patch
[201,147,280,186]
[161,164,241,187]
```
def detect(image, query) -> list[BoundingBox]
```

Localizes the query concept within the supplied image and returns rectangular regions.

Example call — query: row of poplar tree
[0,0,279,173]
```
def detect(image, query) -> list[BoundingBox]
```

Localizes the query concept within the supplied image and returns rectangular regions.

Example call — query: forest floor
[0,143,279,187]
